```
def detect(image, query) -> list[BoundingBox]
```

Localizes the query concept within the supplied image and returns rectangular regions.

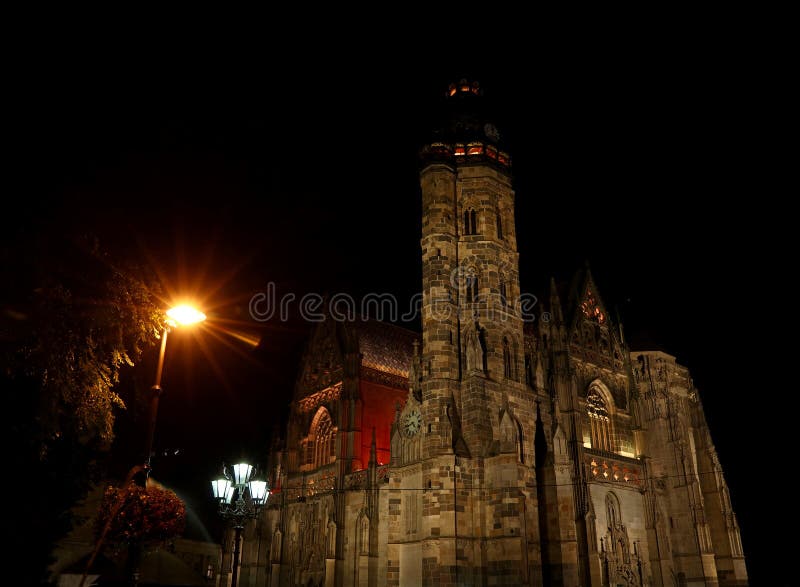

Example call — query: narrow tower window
[499,277,507,306]
[496,208,503,239]
[503,337,513,379]
[405,491,418,535]
[525,353,533,386]
[464,208,477,235]
[466,276,479,303]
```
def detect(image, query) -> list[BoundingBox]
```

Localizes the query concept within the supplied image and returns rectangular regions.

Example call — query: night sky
[5,32,787,583]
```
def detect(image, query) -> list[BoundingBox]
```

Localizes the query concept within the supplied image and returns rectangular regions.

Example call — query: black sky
[5,30,787,582]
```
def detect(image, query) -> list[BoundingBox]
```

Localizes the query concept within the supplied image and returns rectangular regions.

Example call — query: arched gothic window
[605,492,631,563]
[358,514,370,555]
[466,275,479,303]
[326,520,337,558]
[587,389,612,452]
[606,492,620,529]
[309,408,336,468]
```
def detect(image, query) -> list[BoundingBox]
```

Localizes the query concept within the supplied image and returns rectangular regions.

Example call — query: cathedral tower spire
[415,79,537,585]
[419,79,524,458]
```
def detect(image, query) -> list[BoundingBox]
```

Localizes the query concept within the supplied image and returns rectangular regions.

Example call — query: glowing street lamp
[166,304,207,326]
[116,303,208,587]
[144,304,206,472]
[211,462,270,587]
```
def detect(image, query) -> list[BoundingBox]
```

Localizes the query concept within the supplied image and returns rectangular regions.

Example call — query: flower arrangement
[95,483,186,544]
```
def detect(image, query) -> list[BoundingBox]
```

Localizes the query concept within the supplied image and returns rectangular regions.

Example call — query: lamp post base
[231,525,244,587]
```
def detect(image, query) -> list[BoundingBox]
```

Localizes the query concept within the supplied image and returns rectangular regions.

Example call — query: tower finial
[420,79,509,168]
[369,427,377,468]
[446,79,481,98]
[549,277,564,324]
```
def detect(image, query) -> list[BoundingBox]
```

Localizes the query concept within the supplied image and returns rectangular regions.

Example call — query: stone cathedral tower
[397,79,538,585]
[244,80,748,587]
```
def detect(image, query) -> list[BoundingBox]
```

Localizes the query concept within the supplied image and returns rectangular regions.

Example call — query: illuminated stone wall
[250,81,747,587]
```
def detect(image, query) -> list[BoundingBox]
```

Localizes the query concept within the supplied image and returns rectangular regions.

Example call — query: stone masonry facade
[221,81,747,587]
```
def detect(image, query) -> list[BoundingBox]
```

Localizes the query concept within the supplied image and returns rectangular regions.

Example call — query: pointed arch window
[498,410,523,461]
[605,492,631,563]
[466,275,479,303]
[606,492,620,529]
[463,208,477,235]
[503,337,513,379]
[309,408,336,469]
[358,514,370,555]
[326,520,337,558]
[587,389,612,452]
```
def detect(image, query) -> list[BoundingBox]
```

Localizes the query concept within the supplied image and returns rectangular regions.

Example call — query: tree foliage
[1,230,165,584]
[3,232,164,452]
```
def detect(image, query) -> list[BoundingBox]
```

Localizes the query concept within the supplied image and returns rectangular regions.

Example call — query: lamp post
[127,304,205,587]
[211,462,270,587]
[82,304,207,587]
[143,304,206,474]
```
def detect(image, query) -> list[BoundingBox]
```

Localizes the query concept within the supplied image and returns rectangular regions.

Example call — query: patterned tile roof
[352,320,419,378]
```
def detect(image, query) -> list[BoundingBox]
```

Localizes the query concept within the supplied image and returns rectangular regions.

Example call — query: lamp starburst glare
[166,304,207,326]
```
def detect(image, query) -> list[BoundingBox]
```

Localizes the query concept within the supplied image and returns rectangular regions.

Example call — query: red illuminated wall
[359,379,407,468]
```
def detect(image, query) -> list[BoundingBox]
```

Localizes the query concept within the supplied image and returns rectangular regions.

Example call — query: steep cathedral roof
[351,319,419,379]
[294,317,420,399]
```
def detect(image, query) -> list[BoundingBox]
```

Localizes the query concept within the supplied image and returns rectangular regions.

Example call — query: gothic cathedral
[233,81,747,586]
